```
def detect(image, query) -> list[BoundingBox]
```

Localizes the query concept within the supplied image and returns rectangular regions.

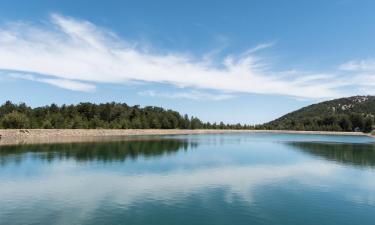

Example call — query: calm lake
[1,133,375,225]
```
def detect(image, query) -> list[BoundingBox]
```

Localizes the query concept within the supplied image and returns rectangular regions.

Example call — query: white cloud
[40,78,95,92]
[246,41,276,54]
[339,59,375,72]
[338,59,375,91]
[8,73,95,92]
[0,14,372,98]
[138,90,235,101]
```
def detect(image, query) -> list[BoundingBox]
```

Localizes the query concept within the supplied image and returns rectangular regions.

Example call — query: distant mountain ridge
[262,96,375,132]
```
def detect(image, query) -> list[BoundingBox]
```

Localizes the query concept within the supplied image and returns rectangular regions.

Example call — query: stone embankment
[0,129,372,146]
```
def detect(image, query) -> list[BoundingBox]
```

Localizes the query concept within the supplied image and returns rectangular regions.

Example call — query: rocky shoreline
[0,129,373,146]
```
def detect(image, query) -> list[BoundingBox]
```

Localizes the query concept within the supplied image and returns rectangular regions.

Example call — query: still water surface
[1,133,375,225]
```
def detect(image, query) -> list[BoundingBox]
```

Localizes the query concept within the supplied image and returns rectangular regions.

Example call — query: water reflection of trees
[0,138,196,165]
[288,142,375,168]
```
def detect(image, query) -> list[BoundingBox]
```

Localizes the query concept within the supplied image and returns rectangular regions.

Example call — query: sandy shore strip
[0,129,373,146]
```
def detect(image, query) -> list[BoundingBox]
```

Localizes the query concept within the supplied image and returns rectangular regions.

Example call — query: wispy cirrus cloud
[337,59,375,95]
[339,59,375,72]
[0,14,372,99]
[7,73,95,92]
[246,41,276,54]
[138,90,235,101]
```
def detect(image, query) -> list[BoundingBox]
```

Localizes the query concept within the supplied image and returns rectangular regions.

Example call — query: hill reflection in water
[288,141,375,168]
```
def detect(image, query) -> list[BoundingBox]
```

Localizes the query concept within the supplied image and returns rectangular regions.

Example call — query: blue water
[0,133,374,225]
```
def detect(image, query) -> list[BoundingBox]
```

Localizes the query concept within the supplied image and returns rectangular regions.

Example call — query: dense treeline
[0,101,253,129]
[260,113,374,133]
[261,96,375,133]
[2,96,375,133]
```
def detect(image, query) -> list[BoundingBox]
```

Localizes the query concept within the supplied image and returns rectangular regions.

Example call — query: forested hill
[1,96,375,132]
[0,101,251,129]
[261,96,375,132]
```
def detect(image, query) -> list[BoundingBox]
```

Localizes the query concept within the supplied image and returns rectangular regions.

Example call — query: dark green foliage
[0,101,251,130]
[260,96,375,133]
[2,111,29,129]
[363,117,373,133]
[338,115,352,131]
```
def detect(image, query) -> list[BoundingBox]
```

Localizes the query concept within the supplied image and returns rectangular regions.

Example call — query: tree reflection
[0,138,196,165]
[288,141,375,168]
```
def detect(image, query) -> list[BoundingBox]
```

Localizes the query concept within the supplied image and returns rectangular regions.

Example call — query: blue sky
[1,0,375,124]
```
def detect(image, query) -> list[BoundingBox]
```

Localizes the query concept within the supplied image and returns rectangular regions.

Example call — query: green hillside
[261,96,375,132]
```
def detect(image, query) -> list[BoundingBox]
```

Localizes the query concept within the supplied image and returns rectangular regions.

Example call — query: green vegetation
[0,101,253,129]
[2,96,375,132]
[260,96,375,133]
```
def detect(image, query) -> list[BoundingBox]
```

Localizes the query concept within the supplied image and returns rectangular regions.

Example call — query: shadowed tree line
[288,142,375,168]
[0,101,253,130]
[0,138,197,165]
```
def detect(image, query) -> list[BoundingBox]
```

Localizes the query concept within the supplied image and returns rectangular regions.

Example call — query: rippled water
[1,133,375,225]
